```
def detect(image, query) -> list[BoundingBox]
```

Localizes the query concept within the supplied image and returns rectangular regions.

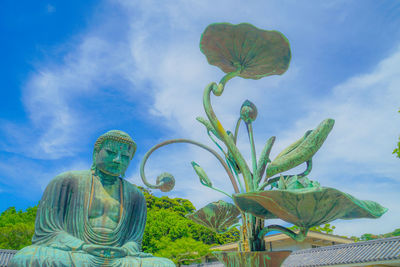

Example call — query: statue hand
[129,252,154,258]
[82,244,127,258]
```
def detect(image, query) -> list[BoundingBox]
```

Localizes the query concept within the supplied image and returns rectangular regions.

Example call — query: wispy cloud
[46,4,56,13]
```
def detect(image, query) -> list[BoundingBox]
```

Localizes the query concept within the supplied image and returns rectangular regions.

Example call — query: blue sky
[1,0,399,237]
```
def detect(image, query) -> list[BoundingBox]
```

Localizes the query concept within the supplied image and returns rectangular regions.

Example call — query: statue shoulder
[49,170,91,186]
[122,179,145,200]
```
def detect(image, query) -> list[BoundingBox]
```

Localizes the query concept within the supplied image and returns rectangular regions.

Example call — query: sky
[0,0,399,237]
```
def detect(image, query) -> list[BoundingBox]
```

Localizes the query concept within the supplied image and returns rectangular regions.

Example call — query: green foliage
[0,223,35,250]
[358,228,400,241]
[154,237,212,266]
[290,224,336,235]
[141,188,240,255]
[0,206,37,249]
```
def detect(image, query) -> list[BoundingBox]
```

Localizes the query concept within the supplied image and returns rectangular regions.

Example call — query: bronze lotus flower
[186,200,241,233]
[200,23,291,80]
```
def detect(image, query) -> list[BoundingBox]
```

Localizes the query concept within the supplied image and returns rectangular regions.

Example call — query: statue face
[95,139,134,176]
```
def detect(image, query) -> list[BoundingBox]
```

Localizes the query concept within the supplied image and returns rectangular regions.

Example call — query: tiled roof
[0,250,17,267]
[282,236,400,267]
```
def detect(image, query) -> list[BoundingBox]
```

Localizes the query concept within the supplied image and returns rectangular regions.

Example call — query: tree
[0,206,37,249]
[141,188,240,254]
[290,224,336,235]
[359,228,400,241]
[154,237,212,266]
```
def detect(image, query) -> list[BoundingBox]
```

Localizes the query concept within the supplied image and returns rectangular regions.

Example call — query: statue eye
[106,149,117,155]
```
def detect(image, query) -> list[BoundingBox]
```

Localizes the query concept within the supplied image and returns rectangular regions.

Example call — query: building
[283,236,400,267]
[186,236,400,267]
[211,231,355,252]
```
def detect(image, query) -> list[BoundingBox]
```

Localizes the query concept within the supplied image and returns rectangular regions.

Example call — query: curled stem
[218,69,242,93]
[258,225,308,242]
[140,138,240,193]
[203,82,253,192]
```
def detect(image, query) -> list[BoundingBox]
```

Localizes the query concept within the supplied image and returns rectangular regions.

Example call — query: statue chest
[88,180,122,231]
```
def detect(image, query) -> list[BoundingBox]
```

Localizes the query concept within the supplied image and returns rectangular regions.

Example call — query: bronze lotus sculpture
[140,22,387,266]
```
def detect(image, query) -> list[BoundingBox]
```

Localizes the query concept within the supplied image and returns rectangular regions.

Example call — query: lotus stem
[206,130,245,193]
[255,136,276,186]
[226,158,245,193]
[140,138,240,193]
[218,69,242,92]
[203,82,253,192]
[204,184,233,199]
[217,223,242,234]
[246,123,257,190]
[207,130,227,157]
[258,225,308,242]
[233,118,242,143]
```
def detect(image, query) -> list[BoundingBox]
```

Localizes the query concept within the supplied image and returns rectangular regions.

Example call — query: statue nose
[113,152,122,163]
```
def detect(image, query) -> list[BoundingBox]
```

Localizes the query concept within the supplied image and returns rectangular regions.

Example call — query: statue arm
[32,173,86,251]
[121,184,147,255]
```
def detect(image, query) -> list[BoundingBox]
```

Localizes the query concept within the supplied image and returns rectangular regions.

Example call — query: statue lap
[10,245,174,267]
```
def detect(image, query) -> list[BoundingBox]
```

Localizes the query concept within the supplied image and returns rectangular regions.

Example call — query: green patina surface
[186,200,240,234]
[266,119,335,178]
[212,251,291,267]
[9,130,174,267]
[138,22,387,266]
[233,176,387,229]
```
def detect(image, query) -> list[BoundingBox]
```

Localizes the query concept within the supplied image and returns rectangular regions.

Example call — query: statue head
[91,130,137,177]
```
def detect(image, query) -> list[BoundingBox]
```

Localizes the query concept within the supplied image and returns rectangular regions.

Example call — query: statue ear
[91,147,99,170]
[129,145,136,160]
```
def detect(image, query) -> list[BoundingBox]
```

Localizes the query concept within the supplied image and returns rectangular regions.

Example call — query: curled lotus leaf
[233,187,387,228]
[186,200,241,233]
[200,23,291,79]
[266,119,335,178]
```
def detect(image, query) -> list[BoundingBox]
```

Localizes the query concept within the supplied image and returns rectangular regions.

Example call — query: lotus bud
[240,100,258,123]
[191,162,212,187]
[156,172,175,192]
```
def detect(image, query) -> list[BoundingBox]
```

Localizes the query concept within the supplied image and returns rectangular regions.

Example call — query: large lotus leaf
[233,187,387,228]
[200,23,291,79]
[186,200,241,233]
[266,119,335,178]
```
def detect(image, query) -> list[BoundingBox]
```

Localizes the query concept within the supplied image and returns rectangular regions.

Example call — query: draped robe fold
[9,170,174,267]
